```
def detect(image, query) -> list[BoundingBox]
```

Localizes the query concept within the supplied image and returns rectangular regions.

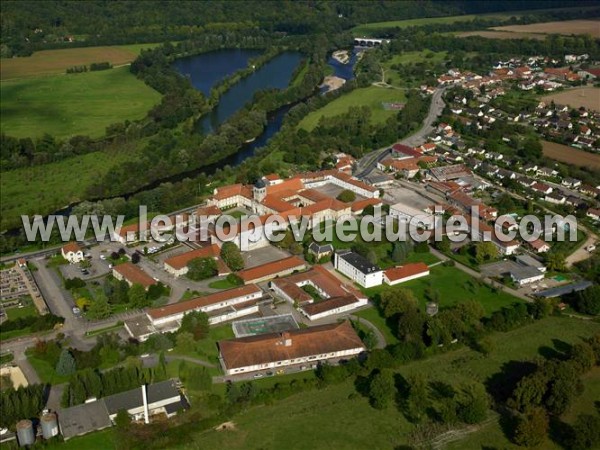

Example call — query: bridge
[354,38,390,47]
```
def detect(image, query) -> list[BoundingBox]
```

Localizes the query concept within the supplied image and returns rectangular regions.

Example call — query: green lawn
[298,86,406,131]
[46,429,116,450]
[171,324,235,368]
[208,279,239,290]
[364,264,521,315]
[26,351,72,385]
[5,303,37,320]
[381,50,447,87]
[179,316,600,450]
[1,65,160,139]
[1,144,142,230]
[354,306,399,346]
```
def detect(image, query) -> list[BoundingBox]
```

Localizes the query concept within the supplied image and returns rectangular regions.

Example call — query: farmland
[542,140,600,169]
[456,30,547,40]
[0,145,142,230]
[1,66,161,139]
[1,43,162,80]
[542,86,600,112]
[298,86,406,131]
[178,316,600,450]
[491,19,600,38]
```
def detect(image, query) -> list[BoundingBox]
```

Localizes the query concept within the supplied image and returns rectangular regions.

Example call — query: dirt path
[565,231,597,267]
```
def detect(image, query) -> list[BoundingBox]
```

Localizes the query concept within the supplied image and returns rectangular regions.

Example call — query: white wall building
[334,251,383,288]
[61,242,84,264]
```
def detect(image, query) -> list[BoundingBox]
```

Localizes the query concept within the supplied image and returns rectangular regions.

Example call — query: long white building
[334,250,383,288]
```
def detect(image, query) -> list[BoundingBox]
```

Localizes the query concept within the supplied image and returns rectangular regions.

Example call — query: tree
[336,189,356,203]
[179,311,210,340]
[379,288,418,318]
[391,242,408,263]
[87,293,111,320]
[475,241,498,264]
[404,374,429,423]
[434,236,451,253]
[545,251,566,272]
[128,283,149,308]
[56,348,77,376]
[114,409,130,429]
[456,382,489,424]
[569,414,600,450]
[131,252,141,264]
[186,257,217,280]
[574,286,600,315]
[176,332,196,352]
[220,242,244,271]
[369,370,396,409]
[514,407,548,448]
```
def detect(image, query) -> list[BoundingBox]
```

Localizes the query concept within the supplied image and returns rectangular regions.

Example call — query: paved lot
[384,184,436,210]
[314,182,367,202]
[243,245,291,269]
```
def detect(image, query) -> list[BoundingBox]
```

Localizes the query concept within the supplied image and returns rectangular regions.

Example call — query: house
[531,182,553,196]
[308,242,334,260]
[587,208,600,221]
[545,192,566,205]
[112,263,157,290]
[61,242,84,264]
[236,256,306,284]
[511,265,546,286]
[163,244,227,278]
[383,263,430,286]
[218,321,365,375]
[528,238,550,253]
[334,251,383,288]
[562,178,581,189]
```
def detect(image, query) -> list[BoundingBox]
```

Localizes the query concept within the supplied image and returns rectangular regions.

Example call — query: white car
[99,254,106,260]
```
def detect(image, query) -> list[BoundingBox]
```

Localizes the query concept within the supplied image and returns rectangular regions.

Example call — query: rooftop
[164,244,221,270]
[219,321,365,370]
[337,251,380,274]
[113,262,157,288]
[384,263,429,282]
[236,256,306,283]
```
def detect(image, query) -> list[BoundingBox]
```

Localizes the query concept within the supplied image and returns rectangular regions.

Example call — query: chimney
[282,332,292,347]
[141,385,149,424]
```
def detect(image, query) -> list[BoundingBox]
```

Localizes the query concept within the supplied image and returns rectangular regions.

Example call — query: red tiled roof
[351,198,382,213]
[384,262,429,282]
[237,256,306,283]
[218,321,364,370]
[529,238,549,249]
[148,284,262,320]
[392,144,422,158]
[214,184,253,201]
[62,241,82,253]
[302,296,360,316]
[164,244,221,270]
[113,262,157,288]
[197,205,222,216]
[264,174,280,181]
[266,178,304,195]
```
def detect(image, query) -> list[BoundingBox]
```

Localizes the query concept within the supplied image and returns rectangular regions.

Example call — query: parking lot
[314,182,368,202]
[242,245,292,269]
[384,183,437,210]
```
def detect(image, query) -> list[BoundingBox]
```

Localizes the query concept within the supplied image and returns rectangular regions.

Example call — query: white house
[218,321,365,375]
[61,242,84,263]
[334,251,383,288]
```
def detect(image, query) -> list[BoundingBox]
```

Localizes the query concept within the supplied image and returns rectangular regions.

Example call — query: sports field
[298,86,406,131]
[1,66,161,138]
[542,140,600,170]
[1,43,162,80]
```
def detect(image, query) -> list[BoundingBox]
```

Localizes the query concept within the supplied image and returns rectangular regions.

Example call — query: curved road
[354,87,446,179]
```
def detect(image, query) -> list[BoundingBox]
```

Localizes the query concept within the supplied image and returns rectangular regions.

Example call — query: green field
[177,316,600,450]
[0,146,142,230]
[298,86,406,131]
[5,304,37,320]
[1,66,160,139]
[364,264,522,315]
[382,50,447,87]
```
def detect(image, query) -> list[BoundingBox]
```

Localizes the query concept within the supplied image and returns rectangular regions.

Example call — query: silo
[16,419,35,447]
[41,412,59,439]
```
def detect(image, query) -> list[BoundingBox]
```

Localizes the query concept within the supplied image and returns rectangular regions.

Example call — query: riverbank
[321,75,346,92]
[332,50,350,64]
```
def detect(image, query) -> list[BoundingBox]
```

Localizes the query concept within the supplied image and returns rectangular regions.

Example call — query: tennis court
[232,314,299,337]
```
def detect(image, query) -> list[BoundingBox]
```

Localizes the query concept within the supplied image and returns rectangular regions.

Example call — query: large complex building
[270,265,368,320]
[218,321,365,375]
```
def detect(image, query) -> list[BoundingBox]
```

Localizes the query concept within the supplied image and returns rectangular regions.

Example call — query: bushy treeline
[0,384,46,428]
[0,313,63,333]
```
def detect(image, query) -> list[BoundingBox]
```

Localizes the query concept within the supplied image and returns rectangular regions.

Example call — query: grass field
[298,86,406,131]
[26,351,72,385]
[542,86,600,112]
[5,304,37,320]
[542,140,600,170]
[491,19,600,38]
[456,30,548,40]
[1,66,161,139]
[1,43,163,80]
[0,145,142,230]
[47,429,115,450]
[364,264,522,316]
[179,315,600,450]
[382,51,447,87]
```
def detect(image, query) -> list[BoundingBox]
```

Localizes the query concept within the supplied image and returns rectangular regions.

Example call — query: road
[428,247,531,302]
[354,87,446,179]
